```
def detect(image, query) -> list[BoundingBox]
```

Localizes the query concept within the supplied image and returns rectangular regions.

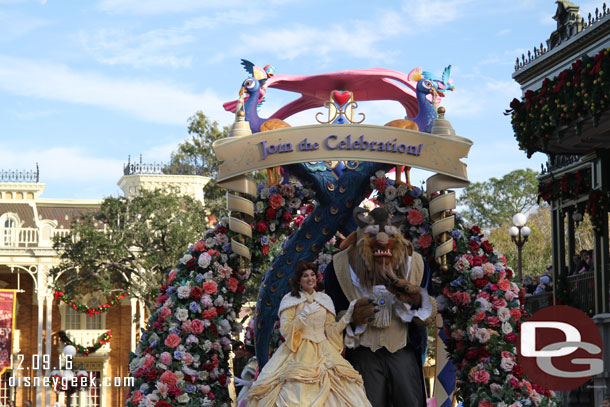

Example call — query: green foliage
[489,207,553,278]
[163,112,229,220]
[51,189,210,312]
[458,168,540,229]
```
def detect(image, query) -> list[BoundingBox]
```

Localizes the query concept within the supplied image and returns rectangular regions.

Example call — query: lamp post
[52,345,88,407]
[509,213,531,282]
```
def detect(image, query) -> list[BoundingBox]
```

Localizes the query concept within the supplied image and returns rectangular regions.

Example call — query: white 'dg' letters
[521,321,603,378]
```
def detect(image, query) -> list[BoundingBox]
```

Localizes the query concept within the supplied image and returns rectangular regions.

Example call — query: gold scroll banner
[219,175,257,261]
[213,124,472,185]
[429,192,458,265]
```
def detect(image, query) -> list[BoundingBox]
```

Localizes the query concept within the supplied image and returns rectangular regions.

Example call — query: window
[61,296,105,331]
[0,371,13,406]
[0,215,18,247]
[69,371,101,407]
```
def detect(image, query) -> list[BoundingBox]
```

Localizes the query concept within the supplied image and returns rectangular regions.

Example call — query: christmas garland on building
[507,47,610,157]
[537,168,609,234]
[54,289,126,316]
[58,330,112,356]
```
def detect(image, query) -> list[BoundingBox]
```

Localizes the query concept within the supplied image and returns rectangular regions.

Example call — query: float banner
[0,290,16,376]
[213,124,472,183]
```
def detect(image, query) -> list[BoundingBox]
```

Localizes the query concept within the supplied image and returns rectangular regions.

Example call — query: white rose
[502,321,513,334]
[198,252,212,269]
[470,266,484,281]
[217,319,232,335]
[177,394,190,403]
[475,328,490,344]
[500,356,515,372]
[175,308,189,321]
[177,286,191,299]
[497,307,511,322]
[180,254,192,264]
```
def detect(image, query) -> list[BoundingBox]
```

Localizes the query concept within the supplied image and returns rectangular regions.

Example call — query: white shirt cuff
[394,287,433,323]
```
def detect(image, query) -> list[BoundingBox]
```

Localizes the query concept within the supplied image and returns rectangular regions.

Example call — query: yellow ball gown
[246,291,372,407]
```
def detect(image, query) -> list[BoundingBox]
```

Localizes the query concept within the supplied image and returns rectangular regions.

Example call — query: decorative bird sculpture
[240,76,290,185]
[385,66,454,186]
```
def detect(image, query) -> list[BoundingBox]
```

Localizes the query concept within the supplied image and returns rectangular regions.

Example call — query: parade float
[126,62,557,407]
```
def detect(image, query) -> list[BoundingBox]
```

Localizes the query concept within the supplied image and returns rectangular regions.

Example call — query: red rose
[471,256,482,267]
[261,245,270,256]
[294,215,305,226]
[469,240,480,253]
[193,240,206,253]
[156,401,172,407]
[481,240,494,253]
[255,222,268,233]
[237,283,246,293]
[505,332,517,342]
[265,207,276,220]
[474,277,489,289]
[269,193,284,210]
[282,211,292,222]
[466,349,478,360]
[190,286,203,301]
[216,305,225,315]
[218,374,228,386]
[216,226,228,234]
[186,257,197,270]
[374,177,386,193]
[143,369,159,382]
[168,385,181,397]
[401,194,414,206]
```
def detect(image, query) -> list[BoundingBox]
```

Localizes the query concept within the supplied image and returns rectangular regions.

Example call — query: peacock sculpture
[385,65,454,186]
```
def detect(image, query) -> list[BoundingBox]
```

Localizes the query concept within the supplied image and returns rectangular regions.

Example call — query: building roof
[0,203,36,227]
[37,206,97,229]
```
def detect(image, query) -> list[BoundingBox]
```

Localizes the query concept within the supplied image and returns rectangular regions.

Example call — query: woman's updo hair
[289,261,318,298]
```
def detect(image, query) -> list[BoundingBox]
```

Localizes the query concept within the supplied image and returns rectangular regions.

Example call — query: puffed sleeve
[279,305,306,352]
[324,311,348,353]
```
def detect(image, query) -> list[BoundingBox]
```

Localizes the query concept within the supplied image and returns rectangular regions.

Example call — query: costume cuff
[344,323,367,348]
[394,287,433,323]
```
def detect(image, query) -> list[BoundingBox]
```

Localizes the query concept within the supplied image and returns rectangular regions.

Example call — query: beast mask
[343,207,414,290]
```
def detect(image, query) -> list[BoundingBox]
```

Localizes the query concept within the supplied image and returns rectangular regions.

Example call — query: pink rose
[202,308,217,321]
[478,400,493,407]
[226,277,239,292]
[164,333,181,348]
[159,352,172,365]
[160,307,172,318]
[487,316,500,327]
[202,281,218,295]
[417,234,433,248]
[131,391,144,403]
[269,193,284,210]
[168,270,177,284]
[191,319,204,334]
[492,297,507,309]
[160,371,178,386]
[182,320,193,333]
[474,370,490,384]
[143,355,155,369]
[407,209,424,226]
[498,278,511,291]
[182,352,194,365]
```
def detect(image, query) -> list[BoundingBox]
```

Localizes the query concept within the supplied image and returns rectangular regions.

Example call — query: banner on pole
[0,290,17,376]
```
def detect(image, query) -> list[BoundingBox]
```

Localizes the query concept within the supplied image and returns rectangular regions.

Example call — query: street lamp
[53,345,89,407]
[509,213,531,282]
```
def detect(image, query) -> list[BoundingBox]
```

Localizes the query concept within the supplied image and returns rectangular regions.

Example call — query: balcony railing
[524,271,595,315]
[0,227,38,248]
[62,330,111,354]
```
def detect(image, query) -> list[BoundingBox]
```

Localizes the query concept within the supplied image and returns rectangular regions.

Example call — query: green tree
[458,168,540,229]
[163,112,229,219]
[51,189,210,312]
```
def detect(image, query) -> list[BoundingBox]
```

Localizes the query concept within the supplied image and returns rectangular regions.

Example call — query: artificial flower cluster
[371,172,557,406]
[252,182,315,258]
[508,48,610,157]
[126,221,246,407]
[54,289,126,316]
[58,330,112,356]
[438,223,556,407]
[370,171,435,262]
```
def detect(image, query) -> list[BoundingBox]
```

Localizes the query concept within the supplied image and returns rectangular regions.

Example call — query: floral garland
[371,172,558,407]
[58,330,112,356]
[126,178,315,407]
[54,289,126,317]
[537,168,609,234]
[508,47,610,157]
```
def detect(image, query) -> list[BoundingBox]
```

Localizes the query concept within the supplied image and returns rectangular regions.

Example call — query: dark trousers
[346,345,425,407]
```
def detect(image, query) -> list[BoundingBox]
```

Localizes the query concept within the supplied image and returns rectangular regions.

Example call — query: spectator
[601,395,610,407]
[571,253,583,275]
[534,275,552,295]
[523,275,536,295]
[578,249,593,274]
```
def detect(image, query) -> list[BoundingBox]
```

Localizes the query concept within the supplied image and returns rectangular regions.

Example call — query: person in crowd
[601,395,610,407]
[578,249,593,274]
[523,275,536,295]
[534,275,552,295]
[246,261,370,407]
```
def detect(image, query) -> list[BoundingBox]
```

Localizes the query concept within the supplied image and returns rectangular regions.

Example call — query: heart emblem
[332,90,351,106]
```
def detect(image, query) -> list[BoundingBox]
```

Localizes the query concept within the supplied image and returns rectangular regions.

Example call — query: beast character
[324,207,436,407]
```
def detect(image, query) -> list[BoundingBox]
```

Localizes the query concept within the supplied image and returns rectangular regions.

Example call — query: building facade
[0,164,210,407]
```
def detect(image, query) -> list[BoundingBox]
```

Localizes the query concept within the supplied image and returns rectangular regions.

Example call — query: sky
[0,0,604,200]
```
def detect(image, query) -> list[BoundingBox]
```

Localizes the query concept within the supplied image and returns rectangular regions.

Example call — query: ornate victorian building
[0,163,210,407]
[511,1,610,405]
